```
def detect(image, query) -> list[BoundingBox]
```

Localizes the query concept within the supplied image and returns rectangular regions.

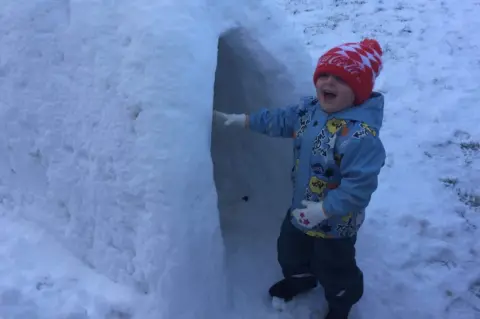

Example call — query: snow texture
[0,213,140,319]
[1,0,480,318]
[0,0,313,318]
[274,0,480,318]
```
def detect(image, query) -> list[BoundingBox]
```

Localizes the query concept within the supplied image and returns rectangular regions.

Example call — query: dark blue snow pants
[277,210,364,313]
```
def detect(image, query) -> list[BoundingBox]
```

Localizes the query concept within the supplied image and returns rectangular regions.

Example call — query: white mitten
[291,200,328,229]
[214,110,247,127]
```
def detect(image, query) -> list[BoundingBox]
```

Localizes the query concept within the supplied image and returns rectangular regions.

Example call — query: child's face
[315,74,355,113]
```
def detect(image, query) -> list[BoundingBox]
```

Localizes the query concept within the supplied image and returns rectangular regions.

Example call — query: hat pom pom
[361,38,383,56]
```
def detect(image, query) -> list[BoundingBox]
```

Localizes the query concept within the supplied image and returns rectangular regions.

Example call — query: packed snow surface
[0,0,479,318]
[0,0,311,318]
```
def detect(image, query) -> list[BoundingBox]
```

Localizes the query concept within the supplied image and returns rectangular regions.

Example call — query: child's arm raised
[247,103,301,138]
[214,101,304,138]
[322,133,386,216]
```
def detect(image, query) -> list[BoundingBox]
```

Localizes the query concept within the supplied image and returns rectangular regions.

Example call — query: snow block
[0,0,313,318]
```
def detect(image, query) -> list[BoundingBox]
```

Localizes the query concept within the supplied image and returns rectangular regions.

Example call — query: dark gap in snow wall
[211,28,295,291]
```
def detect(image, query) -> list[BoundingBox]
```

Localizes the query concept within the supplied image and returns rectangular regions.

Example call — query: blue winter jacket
[248,93,386,238]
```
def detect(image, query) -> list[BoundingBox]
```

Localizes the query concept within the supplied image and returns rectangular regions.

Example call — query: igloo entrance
[210,29,296,307]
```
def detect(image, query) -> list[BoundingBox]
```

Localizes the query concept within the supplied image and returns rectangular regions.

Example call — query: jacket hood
[327,92,385,131]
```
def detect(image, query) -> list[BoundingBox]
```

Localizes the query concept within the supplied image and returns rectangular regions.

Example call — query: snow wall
[0,1,313,318]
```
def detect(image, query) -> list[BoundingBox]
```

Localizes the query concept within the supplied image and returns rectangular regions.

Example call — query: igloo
[0,0,314,318]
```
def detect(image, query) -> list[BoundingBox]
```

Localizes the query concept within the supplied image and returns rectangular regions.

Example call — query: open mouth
[323,90,337,102]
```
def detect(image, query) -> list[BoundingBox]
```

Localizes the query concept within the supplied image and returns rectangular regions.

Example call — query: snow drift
[0,0,314,317]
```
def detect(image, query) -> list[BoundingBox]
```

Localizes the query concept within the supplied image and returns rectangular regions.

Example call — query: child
[214,38,386,319]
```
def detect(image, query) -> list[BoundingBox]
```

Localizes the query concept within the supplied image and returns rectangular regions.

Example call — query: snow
[0,0,479,318]
[0,0,313,318]
[0,213,141,319]
[272,0,480,318]
[211,25,317,317]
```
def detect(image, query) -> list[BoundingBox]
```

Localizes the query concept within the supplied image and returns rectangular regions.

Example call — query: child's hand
[214,110,247,127]
[291,200,328,229]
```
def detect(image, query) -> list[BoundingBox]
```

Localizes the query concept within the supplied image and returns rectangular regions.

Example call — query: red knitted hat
[313,39,383,105]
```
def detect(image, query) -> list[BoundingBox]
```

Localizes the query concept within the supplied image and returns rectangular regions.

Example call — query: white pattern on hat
[313,38,383,105]
[333,43,382,78]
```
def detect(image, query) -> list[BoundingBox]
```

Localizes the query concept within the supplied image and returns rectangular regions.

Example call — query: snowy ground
[1,0,480,319]
[269,0,480,318]
[0,211,143,319]
[220,0,480,318]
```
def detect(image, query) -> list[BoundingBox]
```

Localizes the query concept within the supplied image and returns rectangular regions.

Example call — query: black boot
[324,305,351,319]
[268,275,318,302]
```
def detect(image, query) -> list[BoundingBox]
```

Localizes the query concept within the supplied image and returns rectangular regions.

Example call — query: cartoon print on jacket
[311,163,324,175]
[247,94,386,238]
[295,108,311,138]
[312,133,328,157]
[304,188,315,201]
[353,122,377,139]
[309,176,328,198]
[361,122,376,136]
[326,119,347,134]
[312,118,346,157]
[336,215,356,237]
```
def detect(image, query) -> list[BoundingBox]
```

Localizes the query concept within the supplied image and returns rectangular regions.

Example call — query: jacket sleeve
[322,134,386,216]
[247,103,301,138]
